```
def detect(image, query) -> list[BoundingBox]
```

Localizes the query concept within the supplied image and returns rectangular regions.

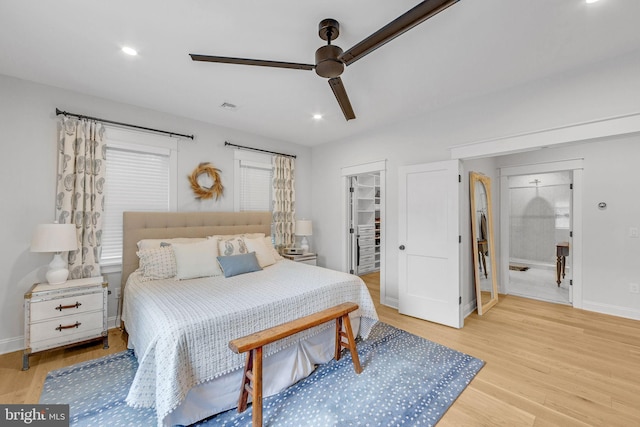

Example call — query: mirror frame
[470,171,499,315]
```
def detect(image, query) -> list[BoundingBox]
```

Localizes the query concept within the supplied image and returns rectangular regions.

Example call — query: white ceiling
[1,0,638,146]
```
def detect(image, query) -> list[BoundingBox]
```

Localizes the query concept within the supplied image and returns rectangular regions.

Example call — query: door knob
[399,245,405,250]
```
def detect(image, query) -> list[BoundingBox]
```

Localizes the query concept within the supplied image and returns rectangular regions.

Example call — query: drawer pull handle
[56,322,81,331]
[56,302,82,311]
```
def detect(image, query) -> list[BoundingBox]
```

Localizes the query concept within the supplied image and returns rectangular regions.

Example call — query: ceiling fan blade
[328,77,356,121]
[340,0,459,66]
[189,54,314,71]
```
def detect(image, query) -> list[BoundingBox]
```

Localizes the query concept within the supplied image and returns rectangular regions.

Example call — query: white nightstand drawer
[30,292,103,322]
[30,310,104,349]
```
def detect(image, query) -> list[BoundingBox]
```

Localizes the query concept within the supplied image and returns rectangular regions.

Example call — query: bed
[119,211,378,426]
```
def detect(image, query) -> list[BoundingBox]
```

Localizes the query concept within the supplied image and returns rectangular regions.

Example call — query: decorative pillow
[217,252,262,278]
[264,236,284,261]
[244,237,276,268]
[172,239,222,280]
[217,236,249,257]
[137,237,206,251]
[136,246,177,280]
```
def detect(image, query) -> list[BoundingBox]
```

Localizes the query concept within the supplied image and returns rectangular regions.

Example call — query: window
[100,128,177,267]
[234,150,273,212]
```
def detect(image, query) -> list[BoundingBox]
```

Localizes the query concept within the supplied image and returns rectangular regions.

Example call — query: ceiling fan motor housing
[315,45,344,78]
[315,18,345,78]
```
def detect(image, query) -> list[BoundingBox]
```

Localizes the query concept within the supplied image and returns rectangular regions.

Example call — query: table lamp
[295,220,313,254]
[30,222,78,285]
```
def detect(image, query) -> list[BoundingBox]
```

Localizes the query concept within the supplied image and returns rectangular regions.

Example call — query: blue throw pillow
[217,252,262,278]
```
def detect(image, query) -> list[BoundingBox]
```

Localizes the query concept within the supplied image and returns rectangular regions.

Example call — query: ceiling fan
[190,0,459,121]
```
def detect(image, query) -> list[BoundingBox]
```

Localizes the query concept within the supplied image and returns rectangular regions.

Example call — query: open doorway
[507,171,573,304]
[341,161,386,305]
[500,159,584,308]
[348,172,381,276]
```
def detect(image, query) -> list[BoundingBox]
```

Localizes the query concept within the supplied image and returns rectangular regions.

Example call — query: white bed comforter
[122,260,378,423]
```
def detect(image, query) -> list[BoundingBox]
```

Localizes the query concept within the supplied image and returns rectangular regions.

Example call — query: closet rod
[56,108,194,140]
[224,141,296,158]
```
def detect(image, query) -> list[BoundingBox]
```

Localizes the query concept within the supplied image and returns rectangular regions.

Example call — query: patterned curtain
[56,117,106,279]
[272,155,295,251]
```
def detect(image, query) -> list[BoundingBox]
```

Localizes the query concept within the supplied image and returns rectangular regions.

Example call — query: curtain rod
[56,108,194,140]
[224,141,296,158]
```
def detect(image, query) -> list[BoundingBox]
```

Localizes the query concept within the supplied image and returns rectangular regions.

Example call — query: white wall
[496,136,640,320]
[311,49,640,319]
[0,74,312,354]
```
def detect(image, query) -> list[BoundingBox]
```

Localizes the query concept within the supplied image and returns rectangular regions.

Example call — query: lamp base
[45,253,69,285]
[300,236,310,254]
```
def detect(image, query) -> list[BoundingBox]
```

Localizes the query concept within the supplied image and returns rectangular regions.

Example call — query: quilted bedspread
[122,260,378,424]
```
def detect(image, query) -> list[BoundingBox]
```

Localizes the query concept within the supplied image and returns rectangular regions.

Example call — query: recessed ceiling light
[585,0,599,3]
[313,114,323,120]
[121,46,138,56]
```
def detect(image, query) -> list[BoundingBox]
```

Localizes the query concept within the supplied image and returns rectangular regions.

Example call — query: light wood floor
[1,273,639,426]
[361,272,640,426]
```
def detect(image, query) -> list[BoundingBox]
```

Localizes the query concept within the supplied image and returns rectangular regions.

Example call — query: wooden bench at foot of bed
[229,302,362,427]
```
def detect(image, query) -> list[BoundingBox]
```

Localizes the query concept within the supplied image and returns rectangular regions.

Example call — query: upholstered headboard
[121,211,272,288]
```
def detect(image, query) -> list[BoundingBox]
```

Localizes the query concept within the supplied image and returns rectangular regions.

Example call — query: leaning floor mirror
[470,172,499,315]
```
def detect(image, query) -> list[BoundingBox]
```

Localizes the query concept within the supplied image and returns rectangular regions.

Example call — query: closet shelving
[355,173,381,275]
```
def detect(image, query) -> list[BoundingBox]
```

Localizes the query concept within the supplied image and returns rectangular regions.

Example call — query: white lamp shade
[31,223,78,253]
[295,220,313,236]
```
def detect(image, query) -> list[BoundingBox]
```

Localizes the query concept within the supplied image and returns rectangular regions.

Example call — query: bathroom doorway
[506,171,573,304]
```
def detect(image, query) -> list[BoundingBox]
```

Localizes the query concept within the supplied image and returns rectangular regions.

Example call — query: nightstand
[23,276,109,370]
[283,253,317,266]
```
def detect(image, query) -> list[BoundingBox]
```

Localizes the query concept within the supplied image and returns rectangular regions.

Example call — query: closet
[351,173,381,275]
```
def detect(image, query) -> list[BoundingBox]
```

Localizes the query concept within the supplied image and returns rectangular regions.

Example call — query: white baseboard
[0,336,24,355]
[108,315,121,330]
[464,301,477,318]
[581,300,640,321]
[383,296,399,309]
[0,318,123,356]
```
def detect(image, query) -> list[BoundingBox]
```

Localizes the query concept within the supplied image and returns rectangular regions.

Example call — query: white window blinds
[234,151,273,212]
[101,141,173,265]
[239,160,273,211]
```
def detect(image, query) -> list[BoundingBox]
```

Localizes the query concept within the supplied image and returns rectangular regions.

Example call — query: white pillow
[244,237,276,268]
[137,237,206,251]
[136,246,177,280]
[263,236,284,261]
[172,239,222,279]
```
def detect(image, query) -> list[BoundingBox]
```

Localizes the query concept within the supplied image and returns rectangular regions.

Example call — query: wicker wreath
[189,162,224,200]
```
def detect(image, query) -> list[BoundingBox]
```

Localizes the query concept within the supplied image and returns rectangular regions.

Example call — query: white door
[398,159,462,328]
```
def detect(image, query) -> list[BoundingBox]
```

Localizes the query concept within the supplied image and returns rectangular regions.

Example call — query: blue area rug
[40,322,484,426]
